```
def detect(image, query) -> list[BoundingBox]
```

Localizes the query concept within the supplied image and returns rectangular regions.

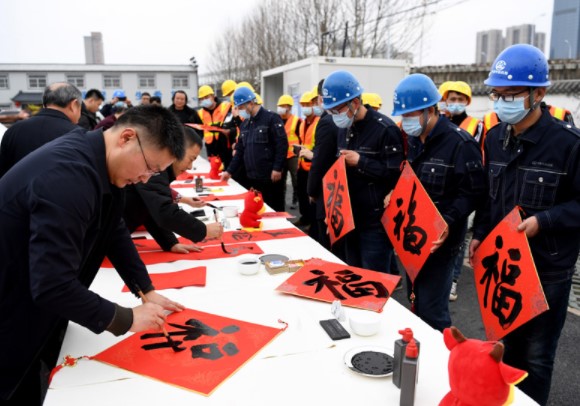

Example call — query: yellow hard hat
[300,91,315,104]
[443,81,472,105]
[221,80,237,97]
[311,85,318,97]
[277,94,294,106]
[255,93,263,105]
[236,81,256,92]
[362,93,382,109]
[198,85,214,99]
[438,81,453,97]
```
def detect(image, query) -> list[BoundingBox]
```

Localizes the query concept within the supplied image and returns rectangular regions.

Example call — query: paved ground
[285,180,580,406]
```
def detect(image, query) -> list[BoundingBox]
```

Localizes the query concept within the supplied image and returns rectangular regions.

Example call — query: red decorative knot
[63,355,78,367]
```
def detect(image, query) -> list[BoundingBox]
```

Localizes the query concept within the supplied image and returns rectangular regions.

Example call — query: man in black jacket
[321,71,405,274]
[0,82,81,178]
[0,105,185,405]
[124,127,223,252]
[78,88,104,130]
[221,87,288,211]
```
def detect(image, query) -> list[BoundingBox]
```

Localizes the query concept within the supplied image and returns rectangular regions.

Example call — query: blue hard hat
[321,70,363,110]
[154,90,162,97]
[484,44,550,87]
[392,73,441,116]
[113,89,126,98]
[233,87,256,107]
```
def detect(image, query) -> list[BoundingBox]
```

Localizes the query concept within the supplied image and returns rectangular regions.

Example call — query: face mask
[494,97,530,124]
[401,116,423,137]
[239,108,251,120]
[313,106,323,116]
[437,101,447,112]
[277,106,287,115]
[302,107,313,117]
[201,98,213,109]
[332,111,354,128]
[446,103,466,116]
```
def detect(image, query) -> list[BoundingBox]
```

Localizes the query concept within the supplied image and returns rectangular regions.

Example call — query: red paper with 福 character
[276,258,400,312]
[472,207,548,341]
[381,162,447,283]
[94,309,286,396]
[322,156,355,245]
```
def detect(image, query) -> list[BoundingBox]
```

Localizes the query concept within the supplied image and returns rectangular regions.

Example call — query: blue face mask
[401,116,423,137]
[446,103,466,116]
[302,107,313,117]
[201,98,213,109]
[332,111,354,128]
[313,106,323,116]
[239,109,251,120]
[494,97,530,124]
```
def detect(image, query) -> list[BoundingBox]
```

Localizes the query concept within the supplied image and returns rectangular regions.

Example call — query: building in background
[0,63,198,109]
[476,29,504,64]
[84,32,105,65]
[550,0,580,59]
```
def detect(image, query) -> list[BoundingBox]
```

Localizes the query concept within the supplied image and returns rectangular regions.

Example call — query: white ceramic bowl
[349,311,381,336]
[237,255,260,275]
[223,206,239,218]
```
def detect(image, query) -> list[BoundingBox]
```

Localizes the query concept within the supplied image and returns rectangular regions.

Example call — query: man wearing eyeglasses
[321,70,405,275]
[0,105,186,405]
[470,44,580,406]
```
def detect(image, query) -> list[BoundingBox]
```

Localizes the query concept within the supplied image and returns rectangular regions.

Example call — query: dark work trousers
[247,177,285,212]
[297,168,314,224]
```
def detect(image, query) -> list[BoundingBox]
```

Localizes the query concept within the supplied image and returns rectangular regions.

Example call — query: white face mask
[277,106,287,115]
[302,107,313,117]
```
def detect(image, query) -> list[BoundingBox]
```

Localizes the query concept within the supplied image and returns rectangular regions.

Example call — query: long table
[45,158,537,405]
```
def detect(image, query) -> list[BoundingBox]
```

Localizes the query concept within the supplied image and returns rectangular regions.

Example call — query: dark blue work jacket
[407,116,485,256]
[227,107,288,180]
[337,108,405,229]
[473,109,580,281]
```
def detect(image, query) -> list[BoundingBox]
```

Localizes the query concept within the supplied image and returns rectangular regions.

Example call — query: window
[139,74,156,88]
[172,75,189,88]
[66,74,85,88]
[103,74,121,88]
[28,74,47,89]
[0,75,8,89]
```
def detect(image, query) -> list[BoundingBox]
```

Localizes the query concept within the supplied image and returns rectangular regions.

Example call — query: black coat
[78,102,99,130]
[0,129,153,399]
[0,108,78,178]
[124,167,207,250]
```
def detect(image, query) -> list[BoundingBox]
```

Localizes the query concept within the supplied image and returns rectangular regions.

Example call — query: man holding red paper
[391,73,485,332]
[470,44,580,406]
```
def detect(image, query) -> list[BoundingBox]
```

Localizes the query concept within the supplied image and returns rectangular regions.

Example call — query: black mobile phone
[190,209,206,217]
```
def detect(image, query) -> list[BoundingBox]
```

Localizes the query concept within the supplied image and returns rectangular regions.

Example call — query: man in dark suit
[0,105,185,405]
[0,82,81,178]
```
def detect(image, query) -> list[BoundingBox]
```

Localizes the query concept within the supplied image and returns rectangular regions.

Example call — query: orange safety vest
[284,115,301,158]
[298,116,319,171]
[459,116,481,137]
[549,105,571,121]
[197,102,231,144]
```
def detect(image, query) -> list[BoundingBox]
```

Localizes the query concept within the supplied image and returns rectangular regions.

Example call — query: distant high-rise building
[535,32,546,54]
[476,29,503,64]
[550,0,580,59]
[84,32,104,65]
[505,24,534,47]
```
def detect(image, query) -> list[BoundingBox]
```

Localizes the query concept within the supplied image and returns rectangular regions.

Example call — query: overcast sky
[0,0,553,73]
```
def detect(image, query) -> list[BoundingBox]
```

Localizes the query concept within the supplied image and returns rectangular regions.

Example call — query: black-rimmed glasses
[135,133,161,176]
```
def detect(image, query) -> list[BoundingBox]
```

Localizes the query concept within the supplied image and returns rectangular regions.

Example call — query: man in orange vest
[293,91,319,228]
[442,81,483,143]
[191,85,237,169]
[277,94,302,209]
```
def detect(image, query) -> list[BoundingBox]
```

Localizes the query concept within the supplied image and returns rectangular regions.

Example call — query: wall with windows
[0,64,197,108]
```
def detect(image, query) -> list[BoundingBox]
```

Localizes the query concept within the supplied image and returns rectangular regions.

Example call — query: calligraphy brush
[206,203,223,210]
[213,208,231,254]
[134,284,185,353]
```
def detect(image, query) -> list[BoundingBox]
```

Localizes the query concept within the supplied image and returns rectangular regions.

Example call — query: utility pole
[342,22,349,57]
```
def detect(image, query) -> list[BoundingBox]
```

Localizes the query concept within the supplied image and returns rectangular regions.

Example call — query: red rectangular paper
[200,192,248,201]
[94,309,285,396]
[103,243,263,267]
[171,180,229,188]
[260,212,295,219]
[322,156,355,245]
[121,267,206,292]
[276,258,400,312]
[472,207,548,341]
[176,172,210,181]
[382,162,447,283]
[131,228,305,253]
